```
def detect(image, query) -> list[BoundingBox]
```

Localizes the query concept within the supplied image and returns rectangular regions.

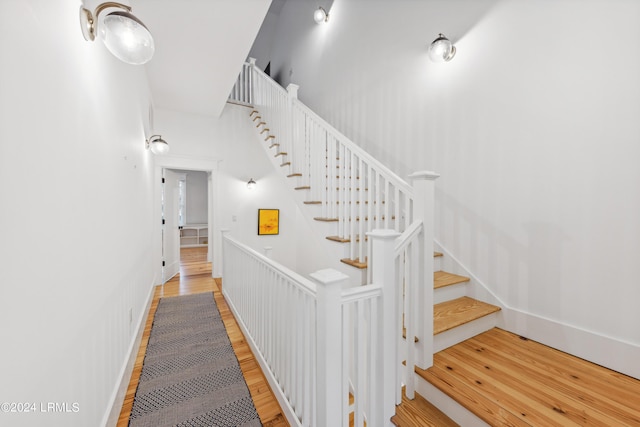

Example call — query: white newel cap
[310,268,348,285]
[287,83,299,99]
[367,229,402,239]
[408,170,440,181]
[248,57,256,66]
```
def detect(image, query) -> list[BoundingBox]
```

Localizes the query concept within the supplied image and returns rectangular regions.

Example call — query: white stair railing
[228,60,440,414]
[222,231,400,426]
[246,60,414,270]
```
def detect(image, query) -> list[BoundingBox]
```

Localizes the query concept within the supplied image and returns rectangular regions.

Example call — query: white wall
[0,1,156,426]
[153,104,305,272]
[252,0,640,376]
[185,171,208,224]
[171,170,208,225]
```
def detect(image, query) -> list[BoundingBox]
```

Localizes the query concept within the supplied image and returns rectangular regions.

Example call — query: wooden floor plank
[392,388,459,427]
[417,328,640,427]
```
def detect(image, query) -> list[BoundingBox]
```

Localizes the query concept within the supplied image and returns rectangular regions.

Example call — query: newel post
[263,246,273,258]
[247,58,256,104]
[368,229,402,423]
[286,83,299,151]
[408,171,440,369]
[310,268,349,427]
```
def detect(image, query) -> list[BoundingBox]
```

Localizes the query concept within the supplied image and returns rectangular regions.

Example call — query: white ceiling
[134,0,272,117]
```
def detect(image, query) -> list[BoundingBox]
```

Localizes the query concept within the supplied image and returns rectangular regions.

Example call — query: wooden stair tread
[313,215,394,222]
[341,258,367,269]
[269,143,280,148]
[303,201,321,204]
[433,297,500,335]
[415,327,640,427]
[314,217,338,222]
[274,152,287,157]
[280,162,291,167]
[434,251,443,258]
[295,186,310,190]
[391,389,459,427]
[287,173,302,177]
[402,328,419,343]
[434,271,470,289]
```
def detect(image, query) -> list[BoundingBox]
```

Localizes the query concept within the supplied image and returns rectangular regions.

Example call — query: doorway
[153,157,219,286]
[162,169,210,283]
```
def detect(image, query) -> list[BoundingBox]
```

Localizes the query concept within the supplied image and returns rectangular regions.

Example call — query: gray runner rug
[129,292,262,427]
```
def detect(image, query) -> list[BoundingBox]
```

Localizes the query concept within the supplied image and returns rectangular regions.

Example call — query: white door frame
[153,155,221,283]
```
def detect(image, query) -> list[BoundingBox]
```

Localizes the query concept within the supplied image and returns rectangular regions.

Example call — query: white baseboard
[501,307,640,380]
[102,280,156,427]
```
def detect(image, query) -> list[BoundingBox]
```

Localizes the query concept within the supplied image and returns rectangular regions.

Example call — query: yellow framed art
[258,209,279,235]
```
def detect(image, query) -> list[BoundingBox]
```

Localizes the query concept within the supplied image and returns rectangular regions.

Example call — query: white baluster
[408,171,439,369]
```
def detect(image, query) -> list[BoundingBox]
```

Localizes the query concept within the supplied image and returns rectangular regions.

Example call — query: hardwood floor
[392,389,459,427]
[117,247,288,426]
[417,327,640,426]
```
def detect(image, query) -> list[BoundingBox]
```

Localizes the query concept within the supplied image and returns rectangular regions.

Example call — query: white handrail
[394,220,423,256]
[249,62,415,268]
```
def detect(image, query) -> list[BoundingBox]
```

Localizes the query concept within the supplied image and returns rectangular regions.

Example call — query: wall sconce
[313,6,329,24]
[79,2,154,65]
[247,178,257,190]
[429,33,456,62]
[146,135,169,155]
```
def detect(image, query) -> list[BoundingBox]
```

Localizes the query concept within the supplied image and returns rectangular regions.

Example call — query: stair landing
[417,327,640,426]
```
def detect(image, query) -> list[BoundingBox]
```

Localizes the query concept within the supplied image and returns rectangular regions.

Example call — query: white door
[162,169,180,283]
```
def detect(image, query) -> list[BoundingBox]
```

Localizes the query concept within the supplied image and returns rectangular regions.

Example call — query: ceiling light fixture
[247,178,257,190]
[146,135,169,155]
[79,2,155,65]
[313,6,329,24]
[429,33,456,62]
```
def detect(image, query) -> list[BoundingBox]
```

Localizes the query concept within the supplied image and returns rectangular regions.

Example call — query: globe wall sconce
[146,135,170,155]
[429,33,456,62]
[314,6,329,24]
[79,2,155,65]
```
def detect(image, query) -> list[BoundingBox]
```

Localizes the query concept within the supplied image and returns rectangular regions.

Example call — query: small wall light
[79,2,155,65]
[429,33,456,62]
[146,135,169,155]
[313,6,329,24]
[247,178,257,190]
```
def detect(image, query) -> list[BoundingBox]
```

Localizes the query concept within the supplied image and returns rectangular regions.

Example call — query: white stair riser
[434,312,498,353]
[434,282,467,305]
[434,256,442,272]
[414,374,490,427]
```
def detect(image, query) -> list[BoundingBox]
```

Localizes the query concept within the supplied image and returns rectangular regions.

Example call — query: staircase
[228,60,640,426]
[233,60,507,425]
